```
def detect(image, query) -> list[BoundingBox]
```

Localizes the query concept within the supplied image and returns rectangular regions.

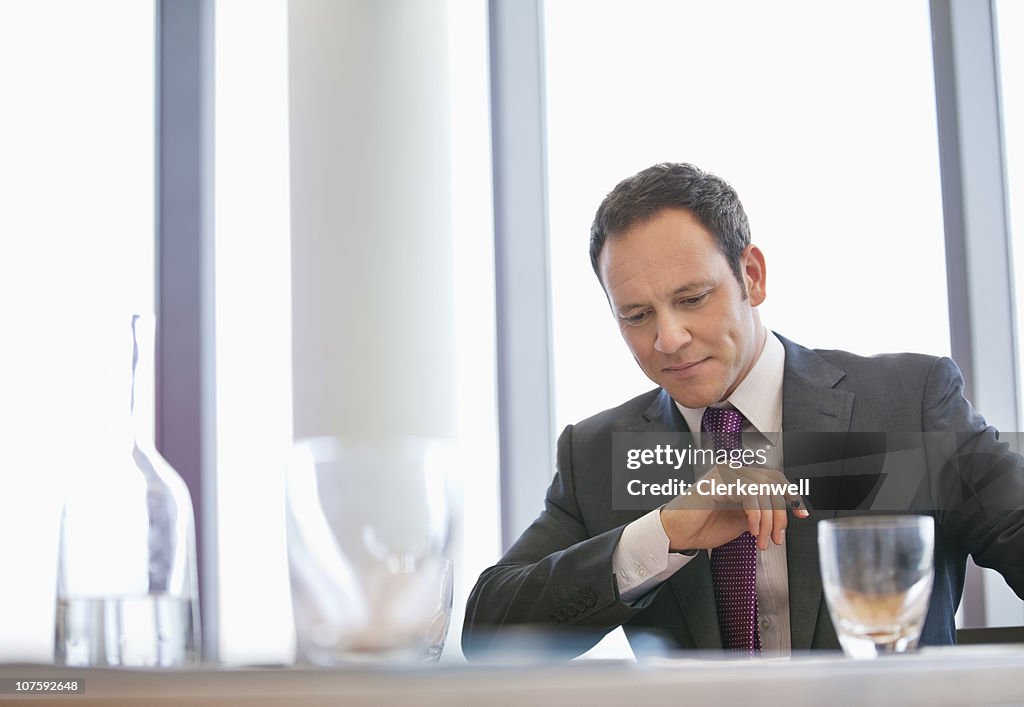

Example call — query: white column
[288,0,456,442]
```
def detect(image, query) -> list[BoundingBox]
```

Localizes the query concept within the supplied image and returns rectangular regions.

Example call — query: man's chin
[663,385,724,410]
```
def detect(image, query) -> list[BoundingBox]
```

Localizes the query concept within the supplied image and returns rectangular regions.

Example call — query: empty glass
[818,515,934,658]
[285,436,453,664]
[421,558,454,662]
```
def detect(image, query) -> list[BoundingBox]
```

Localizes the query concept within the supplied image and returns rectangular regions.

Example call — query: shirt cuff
[613,508,695,604]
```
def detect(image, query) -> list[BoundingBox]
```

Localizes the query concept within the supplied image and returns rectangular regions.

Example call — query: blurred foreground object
[55,315,201,667]
[286,437,453,663]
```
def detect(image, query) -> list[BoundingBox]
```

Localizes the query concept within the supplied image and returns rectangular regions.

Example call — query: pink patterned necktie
[702,406,761,653]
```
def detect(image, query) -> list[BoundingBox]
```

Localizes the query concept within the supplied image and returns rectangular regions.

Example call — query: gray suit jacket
[463,335,1024,658]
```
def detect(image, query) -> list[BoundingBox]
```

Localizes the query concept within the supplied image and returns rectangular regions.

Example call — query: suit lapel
[633,389,696,487]
[637,391,723,648]
[779,335,853,650]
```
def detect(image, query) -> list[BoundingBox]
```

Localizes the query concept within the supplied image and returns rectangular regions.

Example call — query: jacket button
[582,591,597,606]
[566,604,578,617]
[574,599,587,612]
[556,608,568,621]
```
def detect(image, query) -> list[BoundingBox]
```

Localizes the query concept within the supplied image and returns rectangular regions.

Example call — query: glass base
[55,594,198,667]
[837,628,921,659]
[300,643,437,666]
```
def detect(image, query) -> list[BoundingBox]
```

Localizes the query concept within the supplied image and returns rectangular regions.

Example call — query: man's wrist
[659,506,691,553]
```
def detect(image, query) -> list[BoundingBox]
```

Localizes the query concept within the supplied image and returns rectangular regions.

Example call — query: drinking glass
[420,558,454,662]
[818,515,934,658]
[285,436,453,664]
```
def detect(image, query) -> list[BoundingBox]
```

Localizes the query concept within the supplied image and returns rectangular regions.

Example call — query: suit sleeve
[461,424,653,659]
[924,357,1024,598]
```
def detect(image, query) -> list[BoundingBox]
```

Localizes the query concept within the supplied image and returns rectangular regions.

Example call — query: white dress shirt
[611,328,792,654]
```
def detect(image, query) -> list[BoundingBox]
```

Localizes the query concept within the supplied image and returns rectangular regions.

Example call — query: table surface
[2,646,1023,706]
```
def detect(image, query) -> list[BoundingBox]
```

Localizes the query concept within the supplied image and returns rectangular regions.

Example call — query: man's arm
[462,424,655,659]
[926,357,1024,597]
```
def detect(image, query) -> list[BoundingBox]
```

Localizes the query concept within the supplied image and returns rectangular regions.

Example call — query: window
[545,0,949,440]
[0,0,155,661]
[214,0,294,663]
[992,0,1024,628]
[1000,0,1024,427]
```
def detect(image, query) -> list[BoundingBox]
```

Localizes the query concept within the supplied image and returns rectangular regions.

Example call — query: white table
[2,646,1023,706]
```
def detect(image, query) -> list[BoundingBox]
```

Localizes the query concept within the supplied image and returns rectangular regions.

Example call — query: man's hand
[660,465,809,552]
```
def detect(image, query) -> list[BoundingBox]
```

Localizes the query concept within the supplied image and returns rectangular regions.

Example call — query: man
[463,163,1024,658]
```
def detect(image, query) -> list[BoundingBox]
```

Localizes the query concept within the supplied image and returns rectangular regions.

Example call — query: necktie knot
[701,406,744,452]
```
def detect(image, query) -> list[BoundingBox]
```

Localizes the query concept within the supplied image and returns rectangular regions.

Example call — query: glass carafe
[54,314,201,666]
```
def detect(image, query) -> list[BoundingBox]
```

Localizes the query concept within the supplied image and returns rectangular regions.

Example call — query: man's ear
[742,245,766,306]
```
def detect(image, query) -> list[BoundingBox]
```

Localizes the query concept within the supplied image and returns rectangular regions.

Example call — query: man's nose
[653,312,692,354]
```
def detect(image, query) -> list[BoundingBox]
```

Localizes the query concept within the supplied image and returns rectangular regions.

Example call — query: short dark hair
[589,163,751,287]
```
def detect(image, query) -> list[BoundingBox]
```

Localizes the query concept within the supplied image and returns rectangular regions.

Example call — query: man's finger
[786,493,810,518]
[744,508,761,538]
[771,508,788,545]
[757,503,773,549]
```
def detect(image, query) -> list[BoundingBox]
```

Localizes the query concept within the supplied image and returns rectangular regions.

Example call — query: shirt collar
[676,329,785,446]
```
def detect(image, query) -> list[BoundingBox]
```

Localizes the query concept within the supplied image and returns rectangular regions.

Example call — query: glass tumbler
[818,515,934,658]
[286,436,453,664]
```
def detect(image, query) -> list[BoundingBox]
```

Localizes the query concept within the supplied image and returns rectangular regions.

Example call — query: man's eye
[680,292,709,307]
[622,311,650,326]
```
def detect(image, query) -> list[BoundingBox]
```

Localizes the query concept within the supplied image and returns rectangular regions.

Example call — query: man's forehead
[601,231,718,285]
[602,245,704,282]
[603,259,717,309]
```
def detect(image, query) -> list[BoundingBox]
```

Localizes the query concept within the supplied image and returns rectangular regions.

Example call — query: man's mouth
[662,358,709,376]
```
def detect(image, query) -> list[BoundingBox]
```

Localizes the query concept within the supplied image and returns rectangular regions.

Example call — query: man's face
[598,208,767,409]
